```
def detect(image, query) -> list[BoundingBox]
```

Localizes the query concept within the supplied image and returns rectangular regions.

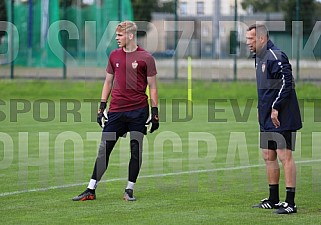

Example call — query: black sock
[268,184,279,204]
[86,188,95,194]
[285,187,296,206]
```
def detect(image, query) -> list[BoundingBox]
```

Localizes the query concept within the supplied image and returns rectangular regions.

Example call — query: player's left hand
[150,107,159,133]
[271,109,280,128]
[146,107,159,133]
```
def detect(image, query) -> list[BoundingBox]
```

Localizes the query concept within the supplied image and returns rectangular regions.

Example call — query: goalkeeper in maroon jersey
[72,21,159,201]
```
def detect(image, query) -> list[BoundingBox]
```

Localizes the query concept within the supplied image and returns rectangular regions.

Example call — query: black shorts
[103,106,149,138]
[260,131,297,151]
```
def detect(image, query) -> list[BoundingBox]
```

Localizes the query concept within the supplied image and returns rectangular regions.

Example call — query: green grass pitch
[0,80,321,224]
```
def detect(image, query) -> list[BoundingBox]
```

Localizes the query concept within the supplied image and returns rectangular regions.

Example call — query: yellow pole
[188,56,192,117]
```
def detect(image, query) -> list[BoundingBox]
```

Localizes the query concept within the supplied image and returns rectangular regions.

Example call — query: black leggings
[91,131,144,183]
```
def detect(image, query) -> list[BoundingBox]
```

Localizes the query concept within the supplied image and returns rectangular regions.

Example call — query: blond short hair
[116,21,137,35]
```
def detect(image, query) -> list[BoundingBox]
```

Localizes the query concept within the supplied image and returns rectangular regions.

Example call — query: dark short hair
[247,24,269,39]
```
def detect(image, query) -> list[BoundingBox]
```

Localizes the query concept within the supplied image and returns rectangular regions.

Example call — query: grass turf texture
[0,80,321,224]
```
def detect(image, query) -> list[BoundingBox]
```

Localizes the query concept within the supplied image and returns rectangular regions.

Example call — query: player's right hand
[271,108,280,128]
[97,102,107,128]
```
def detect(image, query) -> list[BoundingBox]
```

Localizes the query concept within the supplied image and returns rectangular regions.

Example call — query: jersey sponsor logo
[132,60,138,69]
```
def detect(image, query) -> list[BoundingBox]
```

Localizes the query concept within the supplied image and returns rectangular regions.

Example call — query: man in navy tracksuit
[246,24,302,214]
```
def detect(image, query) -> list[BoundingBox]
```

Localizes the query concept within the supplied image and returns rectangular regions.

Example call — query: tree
[0,0,7,41]
[316,1,321,20]
[155,0,175,14]
[130,0,175,37]
[131,0,175,21]
[242,0,318,34]
[241,0,282,13]
[59,0,74,7]
[282,0,316,35]
[131,0,158,22]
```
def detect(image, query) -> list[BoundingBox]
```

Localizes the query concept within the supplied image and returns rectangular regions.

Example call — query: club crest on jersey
[116,63,119,68]
[262,63,266,72]
[132,61,138,69]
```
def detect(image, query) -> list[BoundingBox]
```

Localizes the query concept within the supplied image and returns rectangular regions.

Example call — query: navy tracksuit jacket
[254,40,302,132]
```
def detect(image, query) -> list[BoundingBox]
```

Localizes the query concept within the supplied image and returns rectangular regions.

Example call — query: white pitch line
[1,159,320,197]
